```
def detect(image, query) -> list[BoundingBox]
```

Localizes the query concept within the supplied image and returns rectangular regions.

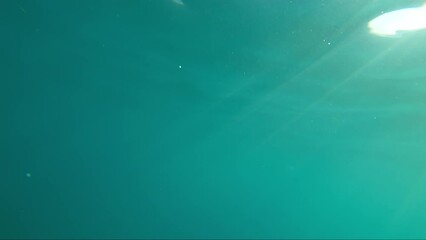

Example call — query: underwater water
[2,0,426,238]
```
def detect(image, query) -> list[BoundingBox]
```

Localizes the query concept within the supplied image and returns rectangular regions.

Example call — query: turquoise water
[3,0,426,238]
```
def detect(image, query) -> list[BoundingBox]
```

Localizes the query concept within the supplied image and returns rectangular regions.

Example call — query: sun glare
[368,4,426,37]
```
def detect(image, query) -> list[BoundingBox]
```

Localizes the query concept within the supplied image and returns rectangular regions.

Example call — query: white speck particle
[26,173,31,178]
[178,65,182,69]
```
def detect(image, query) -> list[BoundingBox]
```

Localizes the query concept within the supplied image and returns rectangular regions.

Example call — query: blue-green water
[3,0,426,238]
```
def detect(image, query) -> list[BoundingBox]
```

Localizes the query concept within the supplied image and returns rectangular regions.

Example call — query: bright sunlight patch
[368,4,426,37]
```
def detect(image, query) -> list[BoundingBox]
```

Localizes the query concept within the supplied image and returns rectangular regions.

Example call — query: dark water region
[2,0,426,238]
